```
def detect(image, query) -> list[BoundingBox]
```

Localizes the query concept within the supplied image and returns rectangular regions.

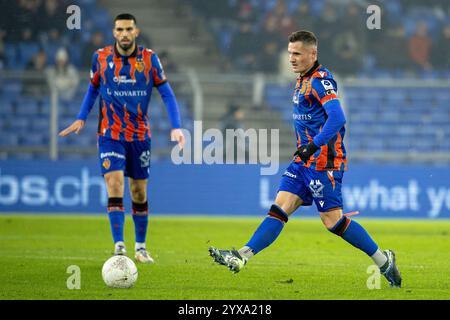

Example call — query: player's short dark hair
[114,13,137,25]
[288,30,317,47]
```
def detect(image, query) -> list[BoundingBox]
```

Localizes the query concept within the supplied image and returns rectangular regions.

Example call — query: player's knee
[105,176,124,195]
[130,187,146,203]
[320,209,342,229]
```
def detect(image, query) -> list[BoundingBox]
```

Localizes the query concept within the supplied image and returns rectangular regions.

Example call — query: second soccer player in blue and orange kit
[60,14,185,263]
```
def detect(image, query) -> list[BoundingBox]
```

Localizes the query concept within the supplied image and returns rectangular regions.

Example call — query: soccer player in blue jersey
[59,14,185,264]
[209,31,401,287]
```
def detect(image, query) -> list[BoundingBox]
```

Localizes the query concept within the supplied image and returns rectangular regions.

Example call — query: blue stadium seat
[437,139,450,152]
[84,121,98,133]
[378,111,401,122]
[0,98,14,115]
[408,89,432,100]
[59,153,90,160]
[63,134,93,147]
[385,90,407,103]
[183,119,194,131]
[44,43,60,66]
[60,116,77,129]
[152,137,170,149]
[4,43,17,68]
[360,98,380,109]
[15,98,39,115]
[8,152,35,160]
[0,132,19,146]
[348,123,367,135]
[11,118,30,131]
[2,81,23,96]
[20,133,47,146]
[30,116,49,132]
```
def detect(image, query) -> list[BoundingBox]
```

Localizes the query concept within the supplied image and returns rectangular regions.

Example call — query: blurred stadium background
[0,0,449,218]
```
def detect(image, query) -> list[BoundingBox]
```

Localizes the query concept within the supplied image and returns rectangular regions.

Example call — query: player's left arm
[294,77,346,161]
[151,53,185,149]
[311,78,346,147]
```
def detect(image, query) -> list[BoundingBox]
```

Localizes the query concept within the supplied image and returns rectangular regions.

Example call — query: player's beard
[118,39,134,51]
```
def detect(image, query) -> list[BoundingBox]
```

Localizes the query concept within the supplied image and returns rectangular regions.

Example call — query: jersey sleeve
[89,51,100,88]
[311,77,339,107]
[150,53,167,86]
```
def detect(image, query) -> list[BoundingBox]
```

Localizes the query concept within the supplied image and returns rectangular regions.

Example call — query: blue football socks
[107,197,125,244]
[329,216,379,256]
[132,201,149,245]
[245,204,289,254]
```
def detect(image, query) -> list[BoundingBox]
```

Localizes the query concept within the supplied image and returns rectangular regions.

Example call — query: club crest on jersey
[135,58,145,72]
[309,179,324,198]
[102,158,111,170]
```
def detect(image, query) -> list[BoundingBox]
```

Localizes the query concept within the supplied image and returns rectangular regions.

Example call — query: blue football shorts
[278,161,344,212]
[98,135,151,179]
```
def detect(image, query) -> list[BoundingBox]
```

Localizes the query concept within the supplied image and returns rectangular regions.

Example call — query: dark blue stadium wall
[0,161,449,218]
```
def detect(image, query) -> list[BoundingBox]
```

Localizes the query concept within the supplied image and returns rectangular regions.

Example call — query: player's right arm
[59,52,101,137]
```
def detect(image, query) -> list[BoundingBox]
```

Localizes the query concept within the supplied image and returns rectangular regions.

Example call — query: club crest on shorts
[102,158,111,170]
[135,58,145,73]
[309,179,324,198]
[139,150,150,168]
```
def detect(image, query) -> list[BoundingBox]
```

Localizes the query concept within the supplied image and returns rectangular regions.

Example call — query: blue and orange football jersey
[292,61,347,171]
[90,45,166,141]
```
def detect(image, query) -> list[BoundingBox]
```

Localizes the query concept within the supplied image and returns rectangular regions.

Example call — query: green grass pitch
[0,214,449,300]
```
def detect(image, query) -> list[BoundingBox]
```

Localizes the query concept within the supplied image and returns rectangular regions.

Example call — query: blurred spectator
[16,0,41,42]
[332,30,363,76]
[377,24,410,70]
[261,16,282,47]
[138,31,153,49]
[408,22,432,70]
[265,0,295,37]
[24,49,48,96]
[221,103,245,133]
[39,0,66,41]
[220,103,248,163]
[258,41,280,74]
[46,47,80,102]
[432,25,450,70]
[235,0,257,24]
[158,50,178,74]
[26,48,47,71]
[158,50,180,93]
[314,4,339,67]
[188,0,450,77]
[341,4,366,51]
[254,16,283,74]
[292,2,315,32]
[229,21,258,71]
[82,31,105,67]
[0,1,16,42]
[0,30,5,70]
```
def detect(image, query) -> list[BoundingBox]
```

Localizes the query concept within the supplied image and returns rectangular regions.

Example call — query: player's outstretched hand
[59,120,85,137]
[294,141,319,163]
[171,128,185,149]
